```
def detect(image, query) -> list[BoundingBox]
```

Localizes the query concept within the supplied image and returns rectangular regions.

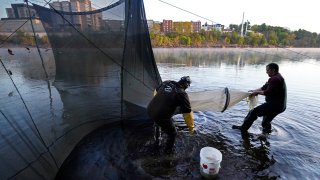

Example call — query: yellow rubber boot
[183,111,195,133]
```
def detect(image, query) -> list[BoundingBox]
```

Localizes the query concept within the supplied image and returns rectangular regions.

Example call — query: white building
[201,23,224,31]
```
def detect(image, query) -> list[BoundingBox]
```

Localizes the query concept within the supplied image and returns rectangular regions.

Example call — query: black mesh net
[0,0,161,179]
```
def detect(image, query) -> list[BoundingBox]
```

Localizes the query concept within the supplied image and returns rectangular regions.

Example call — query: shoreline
[1,44,318,49]
[151,44,294,48]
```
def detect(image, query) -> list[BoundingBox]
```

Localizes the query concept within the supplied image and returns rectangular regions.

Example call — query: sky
[143,0,320,33]
[1,0,319,33]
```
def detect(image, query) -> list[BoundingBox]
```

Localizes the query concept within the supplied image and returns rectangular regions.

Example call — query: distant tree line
[0,30,49,47]
[2,23,320,48]
[150,22,320,48]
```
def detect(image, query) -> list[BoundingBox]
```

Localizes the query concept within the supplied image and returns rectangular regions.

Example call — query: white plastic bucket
[200,147,222,178]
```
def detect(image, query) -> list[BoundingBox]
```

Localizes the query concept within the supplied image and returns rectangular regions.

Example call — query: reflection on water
[1,48,320,179]
[154,48,320,67]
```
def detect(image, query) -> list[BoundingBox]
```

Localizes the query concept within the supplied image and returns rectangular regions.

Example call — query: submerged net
[0,0,252,179]
[0,0,161,179]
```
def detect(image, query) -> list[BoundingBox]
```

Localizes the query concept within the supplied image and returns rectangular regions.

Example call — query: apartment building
[5,3,38,19]
[191,21,201,32]
[49,0,102,31]
[1,4,43,36]
[157,19,202,33]
[161,19,173,33]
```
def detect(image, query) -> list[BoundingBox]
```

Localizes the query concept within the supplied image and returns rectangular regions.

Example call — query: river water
[152,48,320,179]
[57,48,320,179]
[1,48,320,179]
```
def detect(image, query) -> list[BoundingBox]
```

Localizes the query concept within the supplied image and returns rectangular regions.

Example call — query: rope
[0,109,52,163]
[0,20,29,48]
[1,57,59,171]
[1,59,59,166]
[42,0,157,91]
[0,59,43,138]
[1,1,157,177]
[25,0,58,168]
[158,0,219,24]
[157,0,319,64]
[0,1,59,177]
[26,2,49,79]
[42,0,124,15]
[0,0,52,48]
[0,111,52,180]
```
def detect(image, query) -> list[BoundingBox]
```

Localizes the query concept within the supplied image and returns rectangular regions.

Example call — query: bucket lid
[200,147,222,163]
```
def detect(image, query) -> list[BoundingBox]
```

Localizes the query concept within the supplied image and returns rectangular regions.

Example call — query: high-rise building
[70,0,93,30]
[1,4,44,36]
[49,0,102,31]
[71,0,92,12]
[91,8,102,31]
[5,4,38,19]
[50,1,72,11]
[50,1,73,26]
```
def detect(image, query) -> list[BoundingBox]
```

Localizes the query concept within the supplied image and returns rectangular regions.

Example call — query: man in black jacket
[233,63,287,134]
[147,76,195,153]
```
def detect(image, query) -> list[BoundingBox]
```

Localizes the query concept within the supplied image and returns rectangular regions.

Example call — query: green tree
[172,36,180,47]
[229,24,240,32]
[260,36,268,47]
[278,31,290,46]
[180,36,190,46]
[268,31,278,46]
[149,21,319,47]
[230,31,239,44]
[224,36,230,45]
[238,36,245,45]
[190,33,202,47]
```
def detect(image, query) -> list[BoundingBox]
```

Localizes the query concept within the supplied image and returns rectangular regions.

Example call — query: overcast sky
[1,0,319,33]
